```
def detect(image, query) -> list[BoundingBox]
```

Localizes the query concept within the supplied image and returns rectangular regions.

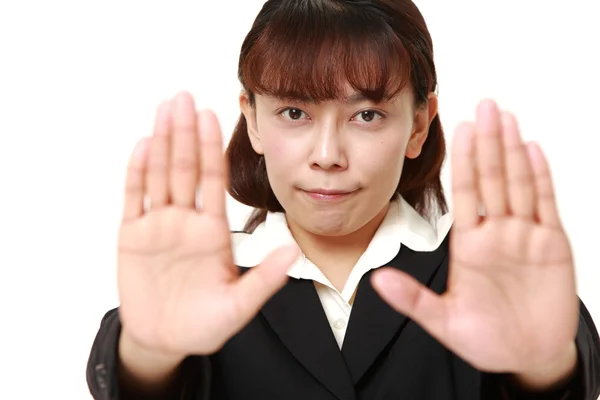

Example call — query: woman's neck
[286,204,390,293]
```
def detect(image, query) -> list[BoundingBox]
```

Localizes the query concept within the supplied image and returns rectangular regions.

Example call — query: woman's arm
[117,329,184,396]
[86,308,211,400]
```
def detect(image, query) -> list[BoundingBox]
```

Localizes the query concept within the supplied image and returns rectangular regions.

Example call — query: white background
[0,1,599,398]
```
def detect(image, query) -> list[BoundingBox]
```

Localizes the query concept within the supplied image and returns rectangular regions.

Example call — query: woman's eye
[278,108,382,123]
[353,110,382,123]
[281,108,307,120]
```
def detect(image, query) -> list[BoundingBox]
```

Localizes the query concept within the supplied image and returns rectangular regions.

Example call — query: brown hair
[225,0,447,232]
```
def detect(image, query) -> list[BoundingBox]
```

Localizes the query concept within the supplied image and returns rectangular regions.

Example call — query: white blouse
[232,197,453,349]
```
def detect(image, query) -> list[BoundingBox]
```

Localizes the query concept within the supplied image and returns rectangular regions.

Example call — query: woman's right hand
[117,92,298,359]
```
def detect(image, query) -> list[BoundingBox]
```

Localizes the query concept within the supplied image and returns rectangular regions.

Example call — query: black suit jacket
[87,236,600,399]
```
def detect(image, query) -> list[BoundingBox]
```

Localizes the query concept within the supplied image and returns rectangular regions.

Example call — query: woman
[87,0,600,399]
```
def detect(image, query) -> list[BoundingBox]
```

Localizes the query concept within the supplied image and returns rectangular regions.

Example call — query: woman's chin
[295,211,361,237]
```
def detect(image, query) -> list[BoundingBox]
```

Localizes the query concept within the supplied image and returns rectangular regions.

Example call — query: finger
[500,113,535,219]
[123,138,149,222]
[372,268,448,343]
[170,92,199,207]
[475,100,508,217]
[526,142,561,228]
[198,110,227,216]
[147,100,171,208]
[230,245,299,328]
[451,122,480,230]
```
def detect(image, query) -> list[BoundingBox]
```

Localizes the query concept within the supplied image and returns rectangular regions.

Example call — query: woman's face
[241,84,437,237]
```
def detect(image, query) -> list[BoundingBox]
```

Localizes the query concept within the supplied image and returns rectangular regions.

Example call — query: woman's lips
[300,188,359,202]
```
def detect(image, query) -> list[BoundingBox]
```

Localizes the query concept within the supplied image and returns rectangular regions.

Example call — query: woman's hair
[225,0,447,232]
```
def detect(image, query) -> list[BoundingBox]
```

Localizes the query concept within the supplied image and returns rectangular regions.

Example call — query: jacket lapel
[260,277,356,400]
[341,237,449,384]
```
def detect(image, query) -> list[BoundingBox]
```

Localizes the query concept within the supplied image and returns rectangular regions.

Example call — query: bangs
[239,1,412,103]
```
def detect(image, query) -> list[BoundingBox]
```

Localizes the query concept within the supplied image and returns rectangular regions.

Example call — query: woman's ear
[406,93,438,159]
[239,91,264,155]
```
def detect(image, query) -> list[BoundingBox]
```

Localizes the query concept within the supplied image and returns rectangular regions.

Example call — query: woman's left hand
[372,100,579,389]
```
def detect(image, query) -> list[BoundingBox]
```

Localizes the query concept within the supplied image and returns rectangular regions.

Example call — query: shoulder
[229,210,454,267]
[229,221,297,267]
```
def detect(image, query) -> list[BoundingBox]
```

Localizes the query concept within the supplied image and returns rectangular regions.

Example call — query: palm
[373,101,579,374]
[445,220,576,372]
[118,210,235,355]
[117,93,297,357]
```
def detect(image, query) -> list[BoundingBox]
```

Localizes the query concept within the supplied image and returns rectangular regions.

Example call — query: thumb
[230,245,300,324]
[371,268,449,341]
